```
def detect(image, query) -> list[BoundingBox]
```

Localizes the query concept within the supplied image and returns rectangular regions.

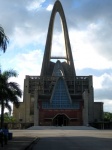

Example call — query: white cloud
[46,4,53,11]
[93,76,103,89]
[12,26,46,48]
[26,0,45,11]
[51,32,66,57]
[8,49,43,96]
[94,73,112,112]
[69,29,112,70]
[94,73,112,89]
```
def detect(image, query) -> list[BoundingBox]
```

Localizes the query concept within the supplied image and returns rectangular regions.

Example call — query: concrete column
[83,89,89,126]
[34,90,39,126]
[88,76,94,123]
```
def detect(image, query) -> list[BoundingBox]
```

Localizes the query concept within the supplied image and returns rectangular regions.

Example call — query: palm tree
[0,69,22,128]
[0,26,9,52]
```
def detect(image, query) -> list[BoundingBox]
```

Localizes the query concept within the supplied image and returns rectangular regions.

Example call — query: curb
[24,137,40,150]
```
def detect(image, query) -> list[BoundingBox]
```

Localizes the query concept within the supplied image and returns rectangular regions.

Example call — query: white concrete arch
[41,0,76,76]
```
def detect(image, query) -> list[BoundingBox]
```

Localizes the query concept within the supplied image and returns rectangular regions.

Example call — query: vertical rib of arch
[41,0,76,76]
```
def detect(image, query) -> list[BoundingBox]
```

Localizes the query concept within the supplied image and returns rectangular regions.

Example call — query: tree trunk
[1,100,4,128]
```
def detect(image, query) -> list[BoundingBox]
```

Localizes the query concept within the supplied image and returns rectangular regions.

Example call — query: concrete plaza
[1,126,112,150]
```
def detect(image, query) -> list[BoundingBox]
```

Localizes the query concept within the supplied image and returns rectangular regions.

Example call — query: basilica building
[13,0,103,127]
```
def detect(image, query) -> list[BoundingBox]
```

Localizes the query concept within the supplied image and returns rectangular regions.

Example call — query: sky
[0,0,112,113]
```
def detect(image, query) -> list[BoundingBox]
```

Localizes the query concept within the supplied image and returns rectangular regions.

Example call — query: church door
[53,114,69,126]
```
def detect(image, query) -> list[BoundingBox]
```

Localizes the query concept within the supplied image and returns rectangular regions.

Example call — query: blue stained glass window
[42,78,80,109]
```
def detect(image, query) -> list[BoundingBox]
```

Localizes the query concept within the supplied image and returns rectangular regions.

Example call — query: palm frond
[9,82,22,97]
[0,26,9,52]
[13,96,20,108]
[0,68,22,128]
[3,69,18,79]
[4,102,12,114]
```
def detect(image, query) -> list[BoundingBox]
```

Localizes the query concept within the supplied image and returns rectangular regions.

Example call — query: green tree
[0,69,22,128]
[3,112,16,123]
[104,112,112,121]
[0,26,9,52]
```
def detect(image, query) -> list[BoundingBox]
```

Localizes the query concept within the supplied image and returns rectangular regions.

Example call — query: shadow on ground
[32,136,112,150]
[1,136,36,150]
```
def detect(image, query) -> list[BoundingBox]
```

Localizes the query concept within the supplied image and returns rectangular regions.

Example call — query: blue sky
[0,0,112,112]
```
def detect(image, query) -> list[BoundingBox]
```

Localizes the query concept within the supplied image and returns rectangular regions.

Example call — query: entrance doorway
[53,114,69,126]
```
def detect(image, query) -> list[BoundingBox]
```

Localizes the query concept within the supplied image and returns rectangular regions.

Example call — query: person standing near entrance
[2,125,9,145]
[0,128,4,147]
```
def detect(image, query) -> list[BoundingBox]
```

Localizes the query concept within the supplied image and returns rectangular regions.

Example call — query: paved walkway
[1,135,37,150]
[27,126,97,130]
[0,126,111,150]
[1,126,94,149]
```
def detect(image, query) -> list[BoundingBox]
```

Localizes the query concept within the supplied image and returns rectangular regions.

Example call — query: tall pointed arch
[41,0,76,76]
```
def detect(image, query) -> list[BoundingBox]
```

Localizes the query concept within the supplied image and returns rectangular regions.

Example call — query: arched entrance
[53,114,69,126]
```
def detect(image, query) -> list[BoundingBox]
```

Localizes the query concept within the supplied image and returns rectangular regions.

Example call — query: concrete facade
[94,102,104,122]
[13,0,103,127]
